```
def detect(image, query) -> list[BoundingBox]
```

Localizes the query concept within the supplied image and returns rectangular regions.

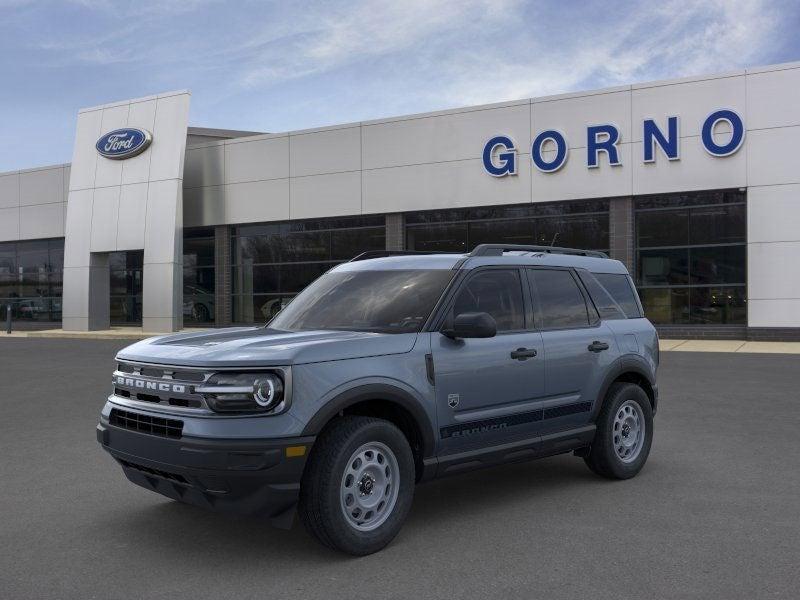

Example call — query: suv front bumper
[97,419,314,528]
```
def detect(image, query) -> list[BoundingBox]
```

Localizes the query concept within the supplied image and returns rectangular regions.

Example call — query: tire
[298,416,415,555]
[584,382,653,479]
[192,303,210,323]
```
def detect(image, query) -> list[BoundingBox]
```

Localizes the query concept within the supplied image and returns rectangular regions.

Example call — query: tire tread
[298,415,413,555]
[584,382,653,479]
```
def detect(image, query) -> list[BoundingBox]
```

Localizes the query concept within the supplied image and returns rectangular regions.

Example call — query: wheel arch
[301,383,435,481]
[593,356,657,420]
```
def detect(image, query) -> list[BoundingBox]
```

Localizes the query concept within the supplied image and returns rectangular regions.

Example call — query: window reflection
[635,190,746,325]
[109,251,143,325]
[0,238,64,323]
[231,216,386,324]
[405,201,610,253]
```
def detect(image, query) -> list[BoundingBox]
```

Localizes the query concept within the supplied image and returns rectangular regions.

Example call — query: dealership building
[1,61,799,339]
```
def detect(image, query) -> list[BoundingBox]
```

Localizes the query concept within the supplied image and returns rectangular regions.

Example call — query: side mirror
[442,312,497,339]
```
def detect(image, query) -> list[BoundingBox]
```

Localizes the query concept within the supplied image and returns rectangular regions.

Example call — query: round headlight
[254,375,284,409]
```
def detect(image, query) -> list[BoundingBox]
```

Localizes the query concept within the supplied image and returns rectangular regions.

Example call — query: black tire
[193,303,210,322]
[584,382,653,479]
[298,416,415,555]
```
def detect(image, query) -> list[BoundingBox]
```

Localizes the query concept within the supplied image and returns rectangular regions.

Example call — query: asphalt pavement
[1,338,798,600]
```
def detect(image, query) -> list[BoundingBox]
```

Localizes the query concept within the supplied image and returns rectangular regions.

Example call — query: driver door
[432,267,545,454]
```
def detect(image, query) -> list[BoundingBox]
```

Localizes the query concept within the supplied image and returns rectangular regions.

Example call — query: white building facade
[1,61,799,339]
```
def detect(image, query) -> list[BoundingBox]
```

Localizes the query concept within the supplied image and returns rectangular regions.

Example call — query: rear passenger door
[526,268,619,433]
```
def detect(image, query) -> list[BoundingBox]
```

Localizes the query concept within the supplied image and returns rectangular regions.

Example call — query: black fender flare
[301,383,436,458]
[591,355,657,420]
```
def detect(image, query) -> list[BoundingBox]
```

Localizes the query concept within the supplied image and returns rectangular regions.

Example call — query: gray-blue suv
[97,244,659,555]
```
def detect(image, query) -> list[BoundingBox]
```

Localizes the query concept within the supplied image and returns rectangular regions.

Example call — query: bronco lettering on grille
[115,376,186,394]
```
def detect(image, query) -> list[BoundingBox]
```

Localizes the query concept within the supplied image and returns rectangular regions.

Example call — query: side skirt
[421,424,596,480]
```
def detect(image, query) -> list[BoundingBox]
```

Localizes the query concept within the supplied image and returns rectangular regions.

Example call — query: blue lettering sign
[587,124,621,168]
[482,108,745,176]
[531,130,568,173]
[701,109,745,157]
[482,135,517,176]
[643,116,679,162]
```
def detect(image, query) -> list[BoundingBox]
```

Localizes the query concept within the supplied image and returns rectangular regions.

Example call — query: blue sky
[1,0,798,171]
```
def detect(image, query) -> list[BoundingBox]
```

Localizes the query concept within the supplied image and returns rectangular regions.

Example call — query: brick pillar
[609,197,634,273]
[385,213,405,251]
[214,225,232,327]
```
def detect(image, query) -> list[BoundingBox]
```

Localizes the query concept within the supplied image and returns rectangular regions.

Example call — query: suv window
[450,269,525,332]
[529,269,590,329]
[577,271,626,320]
[594,273,642,318]
[269,269,454,333]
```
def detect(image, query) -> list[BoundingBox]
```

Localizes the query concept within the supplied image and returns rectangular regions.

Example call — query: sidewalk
[2,328,800,353]
[659,339,800,354]
[0,327,207,340]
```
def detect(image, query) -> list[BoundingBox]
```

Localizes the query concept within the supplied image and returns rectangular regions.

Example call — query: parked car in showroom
[97,244,658,555]
[183,284,215,323]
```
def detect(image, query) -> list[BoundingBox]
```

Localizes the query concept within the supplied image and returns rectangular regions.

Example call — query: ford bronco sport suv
[97,244,658,555]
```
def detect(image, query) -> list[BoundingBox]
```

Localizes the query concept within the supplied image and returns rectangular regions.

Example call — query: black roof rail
[349,250,454,262]
[469,244,608,259]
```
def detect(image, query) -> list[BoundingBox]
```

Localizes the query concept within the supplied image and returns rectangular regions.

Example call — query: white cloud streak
[225,0,786,110]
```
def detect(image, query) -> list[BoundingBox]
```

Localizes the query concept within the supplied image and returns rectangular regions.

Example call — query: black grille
[118,459,189,484]
[137,366,204,382]
[109,408,183,439]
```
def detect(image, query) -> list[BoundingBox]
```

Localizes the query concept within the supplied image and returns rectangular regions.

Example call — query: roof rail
[469,244,608,258]
[349,250,452,262]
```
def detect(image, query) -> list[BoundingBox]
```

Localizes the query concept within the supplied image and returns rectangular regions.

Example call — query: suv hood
[116,327,419,368]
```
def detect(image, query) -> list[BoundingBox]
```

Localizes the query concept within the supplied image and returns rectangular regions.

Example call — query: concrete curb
[661,339,800,354]
[0,327,207,341]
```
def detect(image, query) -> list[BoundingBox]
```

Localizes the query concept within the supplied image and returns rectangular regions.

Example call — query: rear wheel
[584,382,653,479]
[299,416,415,555]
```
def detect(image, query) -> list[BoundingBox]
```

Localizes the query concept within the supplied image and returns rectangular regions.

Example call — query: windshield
[269,269,454,334]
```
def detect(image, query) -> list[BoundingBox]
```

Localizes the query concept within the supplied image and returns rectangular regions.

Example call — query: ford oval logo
[95,128,152,160]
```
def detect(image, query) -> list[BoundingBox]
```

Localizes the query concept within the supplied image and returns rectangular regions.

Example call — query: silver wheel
[613,400,646,463]
[340,441,400,532]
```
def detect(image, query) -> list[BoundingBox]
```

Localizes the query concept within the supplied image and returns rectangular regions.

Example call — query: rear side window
[594,273,642,318]
[451,269,525,331]
[577,271,626,320]
[529,269,590,329]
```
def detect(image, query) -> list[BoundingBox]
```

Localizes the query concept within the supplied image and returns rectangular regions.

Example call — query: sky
[0,0,798,171]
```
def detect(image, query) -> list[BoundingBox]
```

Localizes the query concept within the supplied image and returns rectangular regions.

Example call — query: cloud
[0,0,795,170]
[14,0,788,100]
[216,0,787,112]
[236,0,522,88]
[421,0,784,106]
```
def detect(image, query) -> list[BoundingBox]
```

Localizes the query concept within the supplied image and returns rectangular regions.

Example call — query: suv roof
[338,244,629,275]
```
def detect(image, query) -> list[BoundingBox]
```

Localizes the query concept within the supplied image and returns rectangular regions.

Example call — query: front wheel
[584,382,653,479]
[298,416,415,555]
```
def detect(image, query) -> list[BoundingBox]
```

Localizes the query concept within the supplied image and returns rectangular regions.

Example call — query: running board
[422,424,596,480]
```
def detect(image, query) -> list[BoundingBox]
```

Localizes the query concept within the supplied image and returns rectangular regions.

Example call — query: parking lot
[1,337,798,599]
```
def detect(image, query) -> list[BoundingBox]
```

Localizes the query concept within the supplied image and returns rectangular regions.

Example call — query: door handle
[510,347,537,360]
[588,341,610,352]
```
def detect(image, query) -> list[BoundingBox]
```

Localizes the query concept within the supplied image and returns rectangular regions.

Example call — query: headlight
[197,372,286,414]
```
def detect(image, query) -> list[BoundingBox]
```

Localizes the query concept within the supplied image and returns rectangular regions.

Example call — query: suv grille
[113,362,211,411]
[109,408,183,439]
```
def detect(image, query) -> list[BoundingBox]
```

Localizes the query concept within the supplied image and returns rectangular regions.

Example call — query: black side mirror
[442,312,497,339]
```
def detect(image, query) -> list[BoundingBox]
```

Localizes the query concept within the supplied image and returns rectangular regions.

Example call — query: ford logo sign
[96,128,152,160]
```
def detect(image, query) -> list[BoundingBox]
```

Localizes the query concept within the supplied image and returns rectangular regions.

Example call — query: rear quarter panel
[603,318,659,377]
